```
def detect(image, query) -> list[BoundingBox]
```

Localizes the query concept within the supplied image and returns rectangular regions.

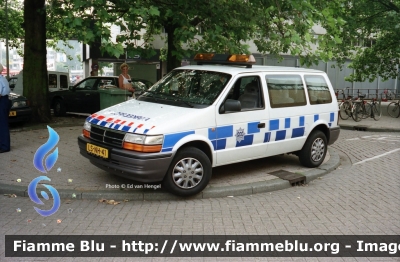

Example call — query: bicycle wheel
[362,103,371,119]
[352,103,362,122]
[387,102,400,118]
[339,101,351,120]
[372,103,382,121]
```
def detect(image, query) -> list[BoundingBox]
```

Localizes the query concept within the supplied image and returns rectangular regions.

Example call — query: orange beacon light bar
[194,53,256,68]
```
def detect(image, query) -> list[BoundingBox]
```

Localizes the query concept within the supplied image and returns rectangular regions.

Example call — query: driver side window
[76,79,97,90]
[225,76,264,111]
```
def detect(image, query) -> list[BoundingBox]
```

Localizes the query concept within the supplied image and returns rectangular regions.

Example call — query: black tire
[53,99,66,116]
[372,104,382,121]
[339,101,350,120]
[387,102,400,118]
[163,147,212,197]
[362,103,371,119]
[352,103,362,122]
[298,130,327,168]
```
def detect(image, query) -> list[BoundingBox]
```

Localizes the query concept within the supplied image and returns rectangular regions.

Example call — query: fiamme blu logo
[28,126,61,217]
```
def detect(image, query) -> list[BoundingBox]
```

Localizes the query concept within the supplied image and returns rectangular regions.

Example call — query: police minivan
[78,54,340,196]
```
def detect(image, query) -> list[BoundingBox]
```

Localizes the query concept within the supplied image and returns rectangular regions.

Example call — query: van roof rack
[193,53,256,68]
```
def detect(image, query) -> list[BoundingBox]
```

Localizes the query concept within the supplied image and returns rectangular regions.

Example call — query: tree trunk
[165,23,182,73]
[23,0,51,122]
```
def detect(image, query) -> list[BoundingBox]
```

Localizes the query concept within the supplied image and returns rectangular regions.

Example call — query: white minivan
[13,70,70,95]
[78,54,340,196]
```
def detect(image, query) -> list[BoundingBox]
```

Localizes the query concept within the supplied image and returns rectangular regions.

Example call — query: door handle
[258,123,265,128]
[85,93,91,96]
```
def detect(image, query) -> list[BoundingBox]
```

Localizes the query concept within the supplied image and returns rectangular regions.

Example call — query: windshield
[137,70,231,108]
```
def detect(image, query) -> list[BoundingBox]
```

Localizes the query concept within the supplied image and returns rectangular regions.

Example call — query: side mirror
[219,99,241,114]
[69,86,75,91]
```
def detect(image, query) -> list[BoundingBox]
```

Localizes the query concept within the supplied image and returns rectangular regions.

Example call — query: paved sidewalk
[1,111,397,201]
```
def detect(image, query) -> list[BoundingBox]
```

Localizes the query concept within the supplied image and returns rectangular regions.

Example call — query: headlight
[12,100,27,108]
[82,121,91,138]
[124,134,145,144]
[83,121,91,131]
[123,134,163,152]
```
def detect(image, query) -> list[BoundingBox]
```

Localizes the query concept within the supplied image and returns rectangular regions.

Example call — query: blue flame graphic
[33,126,59,173]
[28,176,60,217]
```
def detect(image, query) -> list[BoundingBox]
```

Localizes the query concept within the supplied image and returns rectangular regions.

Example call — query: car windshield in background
[137,70,231,107]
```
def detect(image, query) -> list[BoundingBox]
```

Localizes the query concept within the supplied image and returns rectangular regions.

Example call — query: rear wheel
[298,130,327,168]
[53,99,66,116]
[339,101,350,120]
[163,147,211,197]
[387,102,400,118]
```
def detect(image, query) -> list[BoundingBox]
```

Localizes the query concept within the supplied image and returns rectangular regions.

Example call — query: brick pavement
[1,130,399,261]
[1,125,338,200]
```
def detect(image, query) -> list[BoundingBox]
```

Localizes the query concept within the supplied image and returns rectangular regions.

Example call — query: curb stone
[0,148,340,201]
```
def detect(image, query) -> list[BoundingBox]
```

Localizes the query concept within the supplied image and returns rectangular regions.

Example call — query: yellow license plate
[86,143,109,159]
[9,111,16,116]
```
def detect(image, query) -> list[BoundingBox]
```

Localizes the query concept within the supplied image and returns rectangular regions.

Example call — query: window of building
[304,75,332,104]
[266,75,307,108]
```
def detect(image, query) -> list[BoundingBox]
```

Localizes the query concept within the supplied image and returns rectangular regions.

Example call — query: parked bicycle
[387,99,400,118]
[367,98,382,121]
[339,88,356,120]
[352,93,369,122]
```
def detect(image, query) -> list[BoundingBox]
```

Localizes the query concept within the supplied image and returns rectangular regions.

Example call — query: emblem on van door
[235,127,245,143]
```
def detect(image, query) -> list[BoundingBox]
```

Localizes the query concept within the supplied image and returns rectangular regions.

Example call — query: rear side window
[60,75,69,89]
[266,75,307,108]
[48,74,57,89]
[305,75,332,105]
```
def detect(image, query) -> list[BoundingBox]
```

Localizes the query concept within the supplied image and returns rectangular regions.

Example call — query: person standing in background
[0,64,11,153]
[118,63,135,93]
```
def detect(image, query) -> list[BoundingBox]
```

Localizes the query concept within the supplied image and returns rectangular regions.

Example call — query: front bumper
[78,135,174,182]
[8,107,32,123]
[328,126,340,145]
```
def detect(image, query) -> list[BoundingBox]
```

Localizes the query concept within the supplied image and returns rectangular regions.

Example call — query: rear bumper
[78,135,174,182]
[8,107,32,123]
[328,126,340,145]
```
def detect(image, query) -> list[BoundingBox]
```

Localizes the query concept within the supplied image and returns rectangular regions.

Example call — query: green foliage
[331,0,400,81]
[0,0,24,48]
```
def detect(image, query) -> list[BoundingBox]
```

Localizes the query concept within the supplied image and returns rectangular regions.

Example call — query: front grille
[90,125,126,148]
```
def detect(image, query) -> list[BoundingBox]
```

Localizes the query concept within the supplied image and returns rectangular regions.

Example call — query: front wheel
[387,102,400,118]
[298,130,327,168]
[371,104,382,121]
[53,99,66,116]
[352,103,362,122]
[163,147,212,197]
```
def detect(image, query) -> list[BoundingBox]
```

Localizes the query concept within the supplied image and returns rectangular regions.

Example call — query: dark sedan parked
[8,92,32,123]
[49,76,153,116]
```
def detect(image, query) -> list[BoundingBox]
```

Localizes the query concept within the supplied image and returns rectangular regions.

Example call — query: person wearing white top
[118,63,135,93]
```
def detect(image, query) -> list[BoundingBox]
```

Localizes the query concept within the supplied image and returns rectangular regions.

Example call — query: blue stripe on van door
[292,127,305,138]
[275,130,286,141]
[236,135,253,147]
[299,116,305,126]
[269,119,279,131]
[264,132,271,143]
[248,122,260,134]
[285,118,290,128]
